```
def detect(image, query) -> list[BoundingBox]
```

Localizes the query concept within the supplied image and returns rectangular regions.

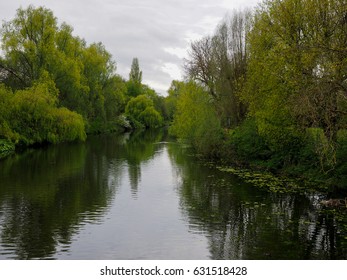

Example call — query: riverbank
[172,117,347,196]
[200,150,346,199]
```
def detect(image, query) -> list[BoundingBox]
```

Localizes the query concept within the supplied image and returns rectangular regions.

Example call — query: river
[0,129,346,259]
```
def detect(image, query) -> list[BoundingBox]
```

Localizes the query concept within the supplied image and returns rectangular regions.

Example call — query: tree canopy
[169,0,347,188]
[0,5,165,148]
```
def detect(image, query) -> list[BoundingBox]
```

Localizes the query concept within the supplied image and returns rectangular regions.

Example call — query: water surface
[0,130,346,259]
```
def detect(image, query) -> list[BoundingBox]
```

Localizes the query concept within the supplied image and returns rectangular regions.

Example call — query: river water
[0,130,346,259]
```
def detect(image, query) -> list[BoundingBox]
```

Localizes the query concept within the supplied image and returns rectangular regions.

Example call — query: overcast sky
[0,0,259,95]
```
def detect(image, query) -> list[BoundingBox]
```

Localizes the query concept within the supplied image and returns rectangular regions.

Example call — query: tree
[81,42,116,129]
[103,75,127,121]
[244,0,347,169]
[212,10,251,126]
[170,81,222,156]
[0,5,169,145]
[165,80,184,121]
[129,57,142,84]
[52,23,88,113]
[0,5,89,114]
[125,94,163,128]
[0,5,128,135]
[184,10,251,127]
[0,85,18,141]
[139,106,163,128]
[5,77,85,145]
[0,6,58,88]
[127,58,143,97]
[184,37,216,97]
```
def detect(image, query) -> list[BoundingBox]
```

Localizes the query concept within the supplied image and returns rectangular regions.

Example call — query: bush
[1,81,86,145]
[48,107,86,143]
[304,128,336,172]
[226,118,270,162]
[0,139,15,159]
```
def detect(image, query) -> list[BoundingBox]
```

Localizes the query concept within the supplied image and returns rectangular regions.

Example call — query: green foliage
[0,139,15,159]
[165,80,184,121]
[169,0,347,190]
[103,75,127,123]
[126,58,143,97]
[139,107,163,128]
[129,58,142,84]
[0,5,128,136]
[333,130,347,189]
[9,80,86,145]
[126,80,142,98]
[0,85,18,142]
[49,107,86,143]
[303,128,336,171]
[244,0,347,170]
[226,118,270,162]
[184,10,250,127]
[125,95,163,128]
[0,79,86,147]
[0,5,58,88]
[126,95,153,120]
[170,81,223,156]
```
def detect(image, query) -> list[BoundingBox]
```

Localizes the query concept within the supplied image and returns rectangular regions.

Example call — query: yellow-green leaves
[9,79,86,144]
[125,95,163,128]
[245,0,347,168]
[170,81,222,156]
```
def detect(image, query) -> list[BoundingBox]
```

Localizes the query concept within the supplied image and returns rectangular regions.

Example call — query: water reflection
[0,140,117,259]
[0,129,346,259]
[167,143,347,259]
[0,129,167,259]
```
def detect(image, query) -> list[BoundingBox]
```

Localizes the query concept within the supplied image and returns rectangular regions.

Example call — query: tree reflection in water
[167,143,347,259]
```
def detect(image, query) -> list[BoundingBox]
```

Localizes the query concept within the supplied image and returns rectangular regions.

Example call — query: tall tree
[129,57,142,84]
[0,6,58,88]
[127,58,143,97]
[184,10,251,127]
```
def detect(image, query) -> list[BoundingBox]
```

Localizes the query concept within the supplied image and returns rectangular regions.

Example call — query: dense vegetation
[0,6,165,155]
[169,0,347,190]
[2,2,347,191]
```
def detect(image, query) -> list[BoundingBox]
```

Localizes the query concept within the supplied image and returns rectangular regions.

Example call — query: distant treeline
[168,0,347,190]
[0,6,166,155]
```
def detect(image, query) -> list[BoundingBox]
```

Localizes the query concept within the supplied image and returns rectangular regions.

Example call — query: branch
[0,62,26,85]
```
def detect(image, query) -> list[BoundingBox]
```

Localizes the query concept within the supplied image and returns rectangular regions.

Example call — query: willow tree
[0,5,88,112]
[1,5,127,133]
[0,6,58,88]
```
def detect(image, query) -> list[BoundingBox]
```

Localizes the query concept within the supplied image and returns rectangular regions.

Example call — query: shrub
[0,139,15,159]
[226,118,270,162]
[2,81,86,145]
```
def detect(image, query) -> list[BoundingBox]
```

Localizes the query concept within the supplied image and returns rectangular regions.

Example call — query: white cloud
[184,30,204,43]
[161,63,183,81]
[164,47,188,60]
